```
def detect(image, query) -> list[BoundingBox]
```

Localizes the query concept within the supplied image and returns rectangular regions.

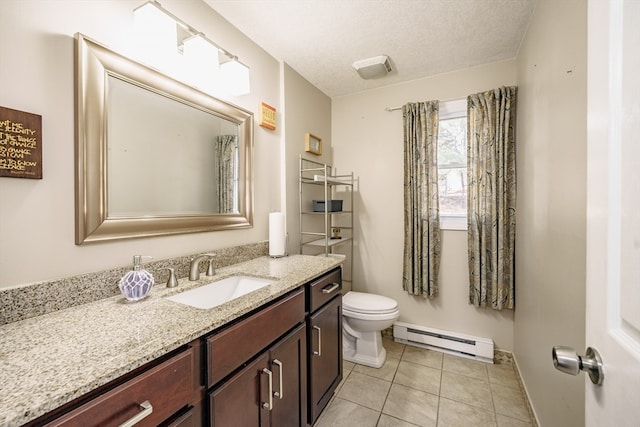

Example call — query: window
[438,99,467,230]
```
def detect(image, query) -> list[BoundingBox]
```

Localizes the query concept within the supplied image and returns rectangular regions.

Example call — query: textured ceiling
[204,0,536,98]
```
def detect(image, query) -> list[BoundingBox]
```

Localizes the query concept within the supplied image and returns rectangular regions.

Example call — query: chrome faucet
[189,254,215,281]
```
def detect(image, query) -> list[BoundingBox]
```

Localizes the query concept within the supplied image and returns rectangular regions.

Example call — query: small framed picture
[305,133,322,155]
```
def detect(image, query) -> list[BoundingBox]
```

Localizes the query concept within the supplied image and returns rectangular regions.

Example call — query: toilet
[342,291,400,368]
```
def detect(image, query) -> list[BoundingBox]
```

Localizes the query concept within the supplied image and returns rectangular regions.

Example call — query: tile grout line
[332,340,534,427]
[395,341,524,426]
[435,355,444,427]
[486,363,500,426]
[379,360,397,421]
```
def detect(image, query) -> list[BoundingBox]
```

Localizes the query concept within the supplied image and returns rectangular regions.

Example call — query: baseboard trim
[512,353,541,427]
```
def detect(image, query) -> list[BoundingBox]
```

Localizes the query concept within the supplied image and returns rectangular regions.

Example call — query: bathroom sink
[166,275,273,309]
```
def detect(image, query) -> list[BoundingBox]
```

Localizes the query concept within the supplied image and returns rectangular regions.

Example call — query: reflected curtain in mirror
[215,135,238,213]
[467,86,517,310]
[402,101,441,298]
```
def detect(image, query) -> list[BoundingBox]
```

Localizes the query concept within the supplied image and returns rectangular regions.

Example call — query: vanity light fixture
[133,0,250,96]
[219,56,251,97]
[182,33,220,93]
[133,0,178,73]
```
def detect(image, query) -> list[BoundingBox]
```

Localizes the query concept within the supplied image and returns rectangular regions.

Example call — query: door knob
[552,346,604,385]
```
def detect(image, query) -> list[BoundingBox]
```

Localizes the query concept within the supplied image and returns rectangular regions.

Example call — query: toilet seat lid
[343,291,398,314]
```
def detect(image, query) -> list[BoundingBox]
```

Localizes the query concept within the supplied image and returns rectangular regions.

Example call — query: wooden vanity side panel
[206,288,305,386]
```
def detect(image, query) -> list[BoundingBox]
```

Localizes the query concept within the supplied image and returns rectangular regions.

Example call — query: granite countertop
[0,255,342,427]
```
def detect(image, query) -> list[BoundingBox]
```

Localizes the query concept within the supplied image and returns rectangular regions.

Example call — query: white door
[585,0,640,425]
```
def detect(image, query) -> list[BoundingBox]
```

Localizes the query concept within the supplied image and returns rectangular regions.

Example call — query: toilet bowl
[342,291,400,368]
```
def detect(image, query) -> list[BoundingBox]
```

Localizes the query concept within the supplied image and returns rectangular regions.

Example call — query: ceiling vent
[352,55,392,79]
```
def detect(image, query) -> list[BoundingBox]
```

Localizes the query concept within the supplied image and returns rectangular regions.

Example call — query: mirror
[75,34,253,244]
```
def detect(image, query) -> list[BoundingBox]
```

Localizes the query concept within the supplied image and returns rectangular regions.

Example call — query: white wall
[514,0,587,425]
[282,63,333,256]
[331,61,516,351]
[0,0,283,287]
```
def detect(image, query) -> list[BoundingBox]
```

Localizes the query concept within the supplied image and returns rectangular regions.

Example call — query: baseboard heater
[393,322,494,364]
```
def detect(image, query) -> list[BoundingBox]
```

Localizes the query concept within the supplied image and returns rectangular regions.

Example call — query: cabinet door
[307,296,342,424]
[269,324,307,427]
[209,353,271,427]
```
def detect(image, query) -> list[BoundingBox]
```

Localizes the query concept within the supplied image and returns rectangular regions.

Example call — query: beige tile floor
[315,338,532,427]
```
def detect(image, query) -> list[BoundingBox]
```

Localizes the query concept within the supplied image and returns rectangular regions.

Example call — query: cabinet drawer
[165,402,202,427]
[46,346,196,427]
[307,267,342,313]
[206,288,305,386]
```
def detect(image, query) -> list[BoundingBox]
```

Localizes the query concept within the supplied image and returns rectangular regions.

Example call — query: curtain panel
[467,86,517,310]
[215,134,237,213]
[402,101,441,298]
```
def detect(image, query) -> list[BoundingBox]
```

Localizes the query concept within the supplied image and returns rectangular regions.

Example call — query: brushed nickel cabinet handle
[313,325,322,356]
[118,400,153,427]
[261,368,273,410]
[273,359,284,399]
[321,283,340,294]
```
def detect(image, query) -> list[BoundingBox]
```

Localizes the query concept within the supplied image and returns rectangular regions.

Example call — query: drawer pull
[321,283,340,294]
[313,325,322,356]
[261,368,273,411]
[119,400,153,427]
[272,359,284,399]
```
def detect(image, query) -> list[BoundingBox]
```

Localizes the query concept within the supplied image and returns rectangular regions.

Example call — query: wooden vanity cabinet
[306,267,343,425]
[206,288,307,426]
[206,269,344,427]
[209,324,307,427]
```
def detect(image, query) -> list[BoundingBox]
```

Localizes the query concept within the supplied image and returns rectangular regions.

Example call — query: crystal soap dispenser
[119,255,155,301]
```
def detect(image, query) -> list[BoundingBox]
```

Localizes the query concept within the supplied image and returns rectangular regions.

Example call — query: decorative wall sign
[0,106,42,179]
[259,102,276,130]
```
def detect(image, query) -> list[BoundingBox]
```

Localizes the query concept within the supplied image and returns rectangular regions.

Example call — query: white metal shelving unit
[299,156,354,287]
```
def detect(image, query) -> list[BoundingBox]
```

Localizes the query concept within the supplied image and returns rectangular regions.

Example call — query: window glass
[438,117,467,217]
[437,99,467,229]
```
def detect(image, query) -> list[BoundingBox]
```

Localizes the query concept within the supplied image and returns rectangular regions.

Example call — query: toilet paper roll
[269,212,286,257]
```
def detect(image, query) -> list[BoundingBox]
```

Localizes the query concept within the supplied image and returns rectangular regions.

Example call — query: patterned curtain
[402,101,441,298]
[215,135,237,213]
[467,86,517,310]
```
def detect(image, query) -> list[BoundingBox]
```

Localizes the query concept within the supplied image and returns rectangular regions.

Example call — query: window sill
[440,216,467,231]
